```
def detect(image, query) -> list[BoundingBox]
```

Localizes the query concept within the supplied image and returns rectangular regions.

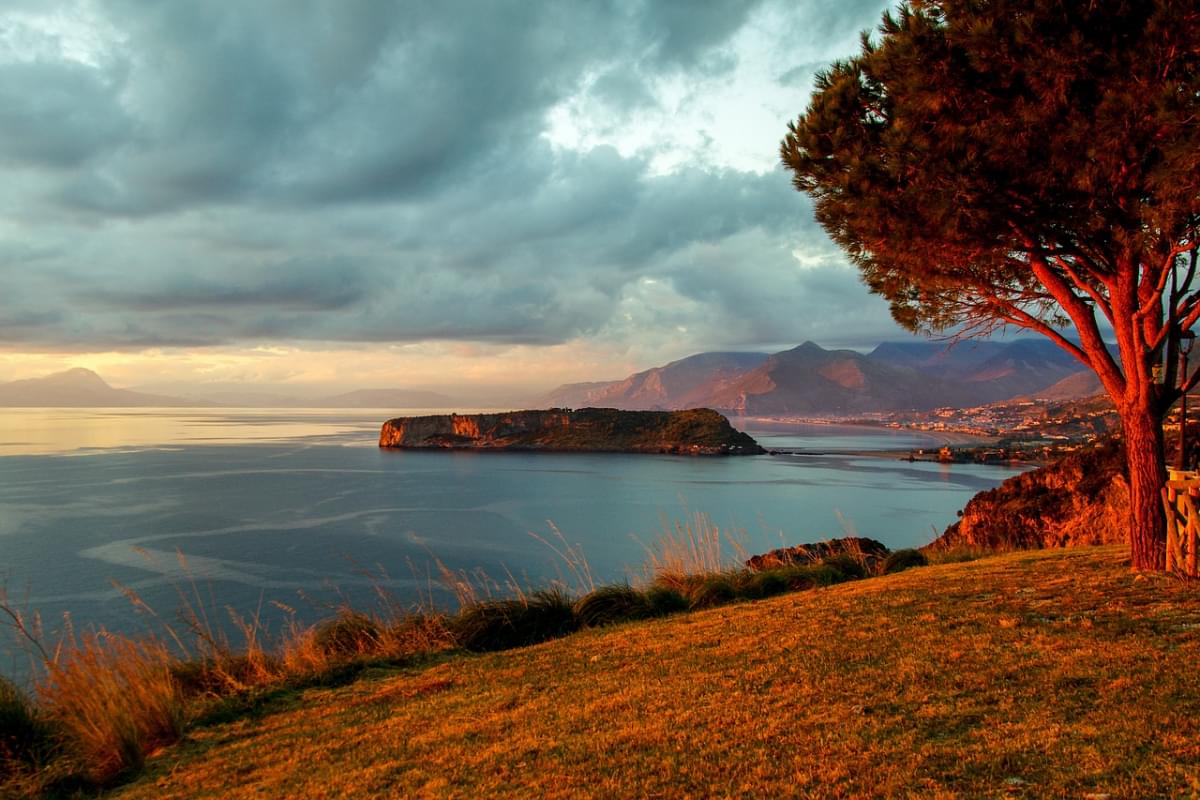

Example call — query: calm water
[0,408,1023,674]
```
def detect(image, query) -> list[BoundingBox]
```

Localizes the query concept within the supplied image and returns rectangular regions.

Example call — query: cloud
[0,0,907,368]
[0,59,131,168]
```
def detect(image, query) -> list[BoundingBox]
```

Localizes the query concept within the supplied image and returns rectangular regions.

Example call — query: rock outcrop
[745,537,891,571]
[930,439,1128,551]
[379,408,765,454]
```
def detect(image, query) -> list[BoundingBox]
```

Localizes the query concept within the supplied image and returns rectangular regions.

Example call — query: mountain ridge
[544,339,1104,413]
[0,369,456,409]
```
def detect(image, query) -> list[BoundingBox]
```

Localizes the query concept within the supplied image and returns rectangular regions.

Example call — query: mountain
[866,341,1010,378]
[953,339,1086,399]
[0,368,199,407]
[0,371,452,409]
[543,352,768,410]
[543,339,1107,415]
[702,342,975,414]
[1022,369,1103,401]
[868,339,1098,402]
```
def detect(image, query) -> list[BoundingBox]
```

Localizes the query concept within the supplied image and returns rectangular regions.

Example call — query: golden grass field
[111,546,1199,799]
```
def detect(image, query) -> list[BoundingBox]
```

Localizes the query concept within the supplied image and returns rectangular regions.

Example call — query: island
[379,408,765,455]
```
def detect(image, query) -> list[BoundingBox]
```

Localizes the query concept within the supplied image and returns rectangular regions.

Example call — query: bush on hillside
[740,569,791,599]
[644,586,690,616]
[453,588,579,652]
[313,611,381,658]
[687,576,737,609]
[0,676,52,768]
[821,553,867,579]
[882,549,929,574]
[573,586,652,628]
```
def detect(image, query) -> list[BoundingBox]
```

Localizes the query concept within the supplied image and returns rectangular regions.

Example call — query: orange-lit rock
[931,439,1127,550]
[379,408,764,455]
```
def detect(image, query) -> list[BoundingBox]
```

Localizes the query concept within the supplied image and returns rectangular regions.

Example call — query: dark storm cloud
[85,257,369,312]
[0,0,901,353]
[0,60,130,168]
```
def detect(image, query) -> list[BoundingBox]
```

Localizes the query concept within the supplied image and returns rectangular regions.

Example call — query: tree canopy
[781,0,1200,569]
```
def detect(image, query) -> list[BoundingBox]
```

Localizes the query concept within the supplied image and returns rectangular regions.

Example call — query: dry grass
[38,632,186,782]
[111,547,1200,799]
[639,511,747,589]
[0,585,457,793]
[0,515,865,795]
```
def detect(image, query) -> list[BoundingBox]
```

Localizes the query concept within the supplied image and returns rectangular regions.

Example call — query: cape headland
[379,407,765,454]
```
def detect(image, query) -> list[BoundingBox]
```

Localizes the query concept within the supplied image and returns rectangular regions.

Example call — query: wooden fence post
[1164,486,1179,573]
[1188,489,1199,577]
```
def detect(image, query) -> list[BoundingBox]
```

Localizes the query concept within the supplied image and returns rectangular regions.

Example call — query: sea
[0,408,1025,677]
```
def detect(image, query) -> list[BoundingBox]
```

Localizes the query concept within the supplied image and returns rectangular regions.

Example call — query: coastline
[734,415,998,450]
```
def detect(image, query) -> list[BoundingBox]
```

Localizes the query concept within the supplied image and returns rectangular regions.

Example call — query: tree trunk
[1121,402,1167,571]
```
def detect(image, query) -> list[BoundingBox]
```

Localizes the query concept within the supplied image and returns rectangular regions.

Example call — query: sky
[0,0,911,400]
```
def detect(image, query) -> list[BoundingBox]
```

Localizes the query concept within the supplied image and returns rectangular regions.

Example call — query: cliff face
[931,439,1128,551]
[379,408,765,454]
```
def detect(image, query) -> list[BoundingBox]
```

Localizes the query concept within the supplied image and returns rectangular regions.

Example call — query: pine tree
[782,0,1200,569]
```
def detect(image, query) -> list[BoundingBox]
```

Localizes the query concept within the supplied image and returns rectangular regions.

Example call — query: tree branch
[1024,249,1125,397]
[1049,253,1115,325]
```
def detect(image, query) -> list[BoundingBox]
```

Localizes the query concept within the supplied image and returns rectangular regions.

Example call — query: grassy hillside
[114,547,1200,799]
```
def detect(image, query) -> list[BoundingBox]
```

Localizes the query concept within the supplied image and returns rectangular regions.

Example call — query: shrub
[740,569,791,599]
[923,545,991,565]
[313,611,381,658]
[781,563,848,590]
[644,586,689,617]
[573,586,651,628]
[170,651,281,698]
[0,675,52,768]
[379,614,455,660]
[882,549,929,574]
[453,588,579,653]
[821,553,867,579]
[687,576,737,609]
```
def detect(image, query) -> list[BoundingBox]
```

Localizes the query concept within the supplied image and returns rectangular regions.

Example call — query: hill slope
[545,339,1099,414]
[705,341,974,413]
[118,547,1200,799]
[544,352,768,410]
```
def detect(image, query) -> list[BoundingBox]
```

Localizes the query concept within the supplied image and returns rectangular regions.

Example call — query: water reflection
[0,407,501,456]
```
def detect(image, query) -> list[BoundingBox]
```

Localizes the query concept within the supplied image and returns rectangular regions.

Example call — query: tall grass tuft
[0,675,51,769]
[640,511,745,586]
[686,575,738,609]
[312,610,381,658]
[740,569,791,599]
[573,585,651,628]
[38,632,185,782]
[821,553,868,579]
[882,549,929,574]
[453,588,579,652]
[644,585,690,616]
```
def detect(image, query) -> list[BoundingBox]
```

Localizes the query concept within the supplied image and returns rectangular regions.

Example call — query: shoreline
[734,416,998,448]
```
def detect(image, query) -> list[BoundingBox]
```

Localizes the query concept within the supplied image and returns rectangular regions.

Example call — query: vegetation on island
[781,0,1200,570]
[380,407,764,454]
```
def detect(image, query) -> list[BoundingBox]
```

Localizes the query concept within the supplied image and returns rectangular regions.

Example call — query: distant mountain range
[0,369,455,408]
[0,368,201,407]
[544,340,1101,414]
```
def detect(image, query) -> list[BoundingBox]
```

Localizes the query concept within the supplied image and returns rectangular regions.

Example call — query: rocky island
[379,407,764,454]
